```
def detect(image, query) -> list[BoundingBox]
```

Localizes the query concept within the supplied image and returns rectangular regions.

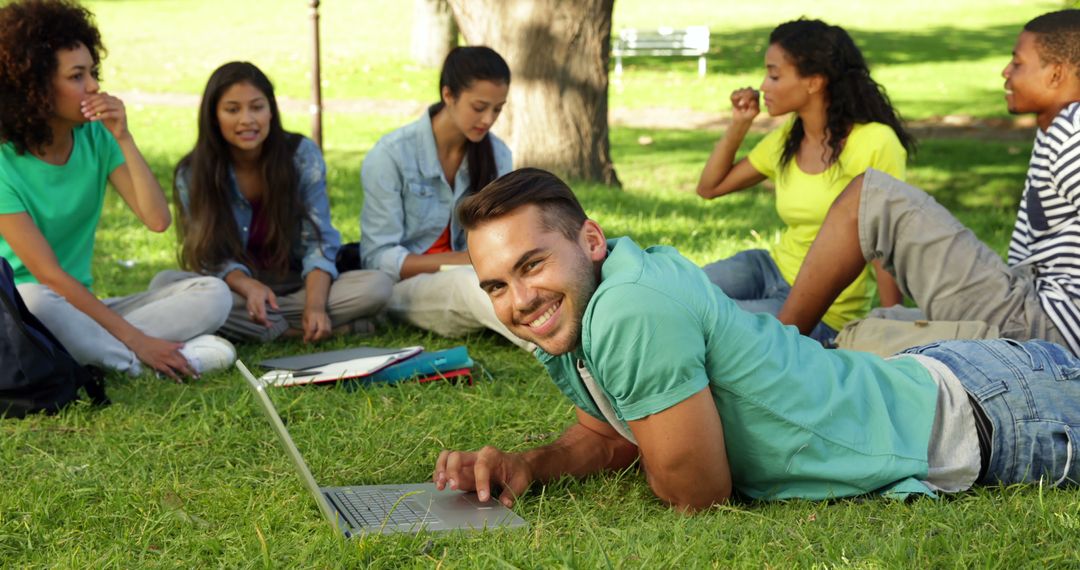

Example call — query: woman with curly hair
[0,0,235,380]
[696,19,914,344]
[163,61,392,343]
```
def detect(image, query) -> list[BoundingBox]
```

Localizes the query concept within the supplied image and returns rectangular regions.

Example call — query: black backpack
[0,257,108,418]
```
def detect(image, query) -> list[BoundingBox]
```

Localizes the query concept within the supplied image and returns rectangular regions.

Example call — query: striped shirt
[1008,102,1080,355]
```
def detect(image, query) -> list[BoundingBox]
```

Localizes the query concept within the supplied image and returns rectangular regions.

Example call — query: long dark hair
[0,0,104,155]
[430,46,510,194]
[173,61,309,276]
[769,19,915,168]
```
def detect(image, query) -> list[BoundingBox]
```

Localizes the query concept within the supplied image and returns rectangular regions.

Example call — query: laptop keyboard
[329,489,440,528]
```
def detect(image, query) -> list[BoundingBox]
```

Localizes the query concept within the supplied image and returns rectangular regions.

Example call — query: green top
[537,237,939,500]
[0,122,124,288]
[748,119,907,331]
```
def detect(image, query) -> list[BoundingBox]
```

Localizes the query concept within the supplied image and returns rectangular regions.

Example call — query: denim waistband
[901,338,1080,486]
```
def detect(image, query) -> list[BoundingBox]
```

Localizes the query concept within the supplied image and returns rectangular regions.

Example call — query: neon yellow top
[747,118,906,330]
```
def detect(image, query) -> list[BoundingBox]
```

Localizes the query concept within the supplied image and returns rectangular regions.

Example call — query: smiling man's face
[468,204,606,355]
[1002,31,1057,116]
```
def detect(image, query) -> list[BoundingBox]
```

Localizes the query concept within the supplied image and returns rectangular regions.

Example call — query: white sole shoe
[179,334,237,375]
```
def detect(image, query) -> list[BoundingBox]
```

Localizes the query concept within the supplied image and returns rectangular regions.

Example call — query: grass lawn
[4,0,1079,567]
[86,0,1057,121]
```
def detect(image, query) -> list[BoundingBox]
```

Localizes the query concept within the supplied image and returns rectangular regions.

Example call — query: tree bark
[412,0,459,68]
[448,0,621,187]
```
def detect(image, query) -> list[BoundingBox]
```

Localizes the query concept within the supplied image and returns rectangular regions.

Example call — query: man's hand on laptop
[433,446,533,508]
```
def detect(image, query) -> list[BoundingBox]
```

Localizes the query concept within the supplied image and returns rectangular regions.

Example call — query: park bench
[612,26,710,77]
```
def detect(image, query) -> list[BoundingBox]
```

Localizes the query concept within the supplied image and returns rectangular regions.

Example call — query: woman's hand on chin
[81,92,130,140]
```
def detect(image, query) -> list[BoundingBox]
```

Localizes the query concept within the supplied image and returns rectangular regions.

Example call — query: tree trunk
[448,0,621,187]
[412,0,459,68]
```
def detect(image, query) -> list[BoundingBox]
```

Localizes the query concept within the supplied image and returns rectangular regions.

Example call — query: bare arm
[84,92,171,232]
[628,387,731,512]
[872,260,903,307]
[433,407,639,507]
[696,88,768,199]
[301,268,333,343]
[519,409,641,482]
[224,270,278,328]
[0,213,193,379]
[399,250,472,279]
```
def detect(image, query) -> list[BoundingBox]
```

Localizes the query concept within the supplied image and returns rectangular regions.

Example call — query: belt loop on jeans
[967,392,992,481]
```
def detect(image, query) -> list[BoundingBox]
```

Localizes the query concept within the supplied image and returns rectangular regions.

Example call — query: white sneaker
[179,335,236,375]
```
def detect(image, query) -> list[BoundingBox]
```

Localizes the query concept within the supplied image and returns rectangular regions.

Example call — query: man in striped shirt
[777,10,1080,355]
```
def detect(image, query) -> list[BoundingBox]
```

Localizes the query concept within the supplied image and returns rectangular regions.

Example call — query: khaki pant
[859,168,1066,345]
[387,267,533,350]
[154,269,393,342]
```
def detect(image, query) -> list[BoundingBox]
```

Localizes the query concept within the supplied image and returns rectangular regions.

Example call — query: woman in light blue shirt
[169,62,392,343]
[360,47,530,349]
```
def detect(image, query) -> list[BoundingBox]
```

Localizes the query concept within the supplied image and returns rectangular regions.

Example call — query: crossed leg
[776,168,1062,345]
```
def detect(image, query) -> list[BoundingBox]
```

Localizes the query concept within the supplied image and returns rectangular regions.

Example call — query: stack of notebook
[256,346,473,388]
[360,346,474,386]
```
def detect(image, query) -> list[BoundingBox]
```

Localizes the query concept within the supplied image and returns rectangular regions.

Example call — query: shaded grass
[85,0,1054,121]
[609,21,1029,120]
[610,0,1053,118]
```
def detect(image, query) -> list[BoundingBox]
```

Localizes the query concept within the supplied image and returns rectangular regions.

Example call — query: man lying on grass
[432,168,1080,512]
[776,10,1080,356]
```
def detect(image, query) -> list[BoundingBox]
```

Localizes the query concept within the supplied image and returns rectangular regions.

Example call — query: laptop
[237,361,528,536]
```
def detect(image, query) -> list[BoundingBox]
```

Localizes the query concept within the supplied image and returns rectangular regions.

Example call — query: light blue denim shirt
[175,136,341,280]
[359,108,512,280]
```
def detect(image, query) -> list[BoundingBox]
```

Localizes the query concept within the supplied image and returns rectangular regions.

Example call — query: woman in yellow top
[697,18,915,344]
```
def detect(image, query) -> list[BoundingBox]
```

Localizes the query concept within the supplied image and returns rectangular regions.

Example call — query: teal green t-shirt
[0,122,124,288]
[537,237,940,501]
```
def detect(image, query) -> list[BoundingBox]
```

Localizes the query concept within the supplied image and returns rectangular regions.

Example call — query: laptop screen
[237,361,344,531]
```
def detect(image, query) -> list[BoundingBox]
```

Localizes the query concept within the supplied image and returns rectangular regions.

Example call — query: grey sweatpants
[858,168,1065,345]
[18,273,232,375]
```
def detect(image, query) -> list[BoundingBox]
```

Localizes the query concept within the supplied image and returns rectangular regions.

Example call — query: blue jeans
[702,249,837,344]
[903,339,1080,486]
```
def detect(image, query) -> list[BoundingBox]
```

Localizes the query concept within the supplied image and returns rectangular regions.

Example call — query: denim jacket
[359,108,512,280]
[175,136,341,280]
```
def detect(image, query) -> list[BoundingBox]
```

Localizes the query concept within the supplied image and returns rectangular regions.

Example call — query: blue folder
[359,346,473,386]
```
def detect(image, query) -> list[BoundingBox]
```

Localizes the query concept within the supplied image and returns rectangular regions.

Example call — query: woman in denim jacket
[360,47,530,349]
[167,62,392,343]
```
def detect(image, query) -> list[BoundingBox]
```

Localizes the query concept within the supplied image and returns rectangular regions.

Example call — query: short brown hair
[1025,10,1080,77]
[457,168,588,241]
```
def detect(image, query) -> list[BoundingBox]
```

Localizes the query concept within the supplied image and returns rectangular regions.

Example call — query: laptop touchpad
[460,493,499,509]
